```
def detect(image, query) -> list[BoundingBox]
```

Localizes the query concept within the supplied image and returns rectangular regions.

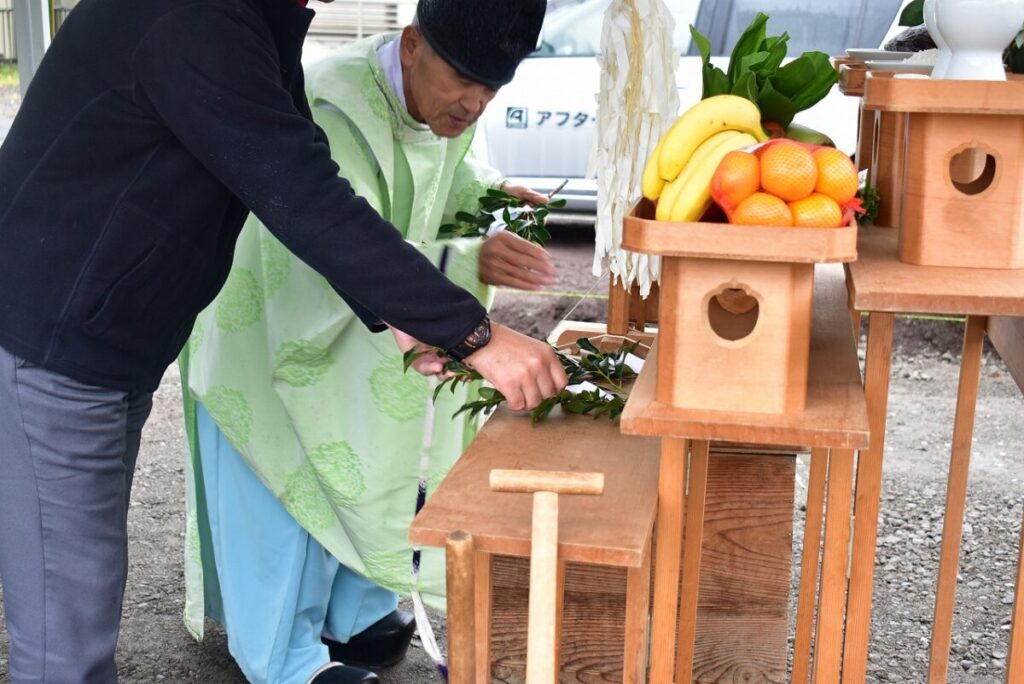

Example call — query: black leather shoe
[323,610,417,669]
[310,663,379,684]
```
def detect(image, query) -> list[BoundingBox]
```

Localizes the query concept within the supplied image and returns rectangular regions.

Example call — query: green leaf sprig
[437,188,566,246]
[402,337,640,425]
[691,12,839,129]
[857,183,881,226]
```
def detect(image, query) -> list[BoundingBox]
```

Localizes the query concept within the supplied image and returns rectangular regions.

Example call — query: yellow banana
[657,95,768,182]
[655,130,745,221]
[641,137,666,200]
[655,171,686,221]
[669,131,758,223]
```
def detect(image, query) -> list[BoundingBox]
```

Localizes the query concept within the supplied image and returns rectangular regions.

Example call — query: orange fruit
[759,141,817,202]
[812,148,859,204]
[789,193,844,228]
[711,150,760,211]
[731,192,794,227]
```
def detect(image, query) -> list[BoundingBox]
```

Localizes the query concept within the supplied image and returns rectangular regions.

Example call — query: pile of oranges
[710,141,859,228]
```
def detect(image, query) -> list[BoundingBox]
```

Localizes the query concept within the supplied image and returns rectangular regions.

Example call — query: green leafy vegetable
[691,12,838,129]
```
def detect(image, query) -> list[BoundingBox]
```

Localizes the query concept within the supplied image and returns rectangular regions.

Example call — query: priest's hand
[390,327,449,376]
[464,322,567,411]
[478,231,556,291]
[500,182,550,206]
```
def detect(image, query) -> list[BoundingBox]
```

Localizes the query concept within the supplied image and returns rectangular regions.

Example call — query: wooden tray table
[621,264,870,683]
[842,228,1024,683]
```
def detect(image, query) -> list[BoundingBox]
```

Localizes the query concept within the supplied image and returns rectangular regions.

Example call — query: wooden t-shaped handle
[489,469,605,495]
[489,469,604,684]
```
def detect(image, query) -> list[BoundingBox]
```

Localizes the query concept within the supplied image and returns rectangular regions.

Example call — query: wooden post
[1007,513,1024,684]
[842,311,895,683]
[490,469,605,683]
[650,438,688,681]
[474,552,492,683]
[623,533,652,684]
[675,440,710,684]
[928,315,988,682]
[527,491,559,683]
[813,448,855,683]
[793,448,830,684]
[446,531,476,684]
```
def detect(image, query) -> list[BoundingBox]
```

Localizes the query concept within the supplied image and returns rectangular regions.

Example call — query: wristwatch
[446,316,492,362]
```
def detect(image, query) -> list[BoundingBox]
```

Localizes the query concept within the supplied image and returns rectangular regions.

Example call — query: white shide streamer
[589,0,679,297]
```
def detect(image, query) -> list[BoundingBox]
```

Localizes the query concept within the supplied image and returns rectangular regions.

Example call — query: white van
[479,0,907,212]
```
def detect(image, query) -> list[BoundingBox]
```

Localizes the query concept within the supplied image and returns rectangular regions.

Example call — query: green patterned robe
[181,35,501,639]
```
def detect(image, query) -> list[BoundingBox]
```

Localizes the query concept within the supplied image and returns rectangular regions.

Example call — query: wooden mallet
[490,469,605,684]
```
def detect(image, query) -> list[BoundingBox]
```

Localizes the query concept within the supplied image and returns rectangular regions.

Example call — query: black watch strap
[446,316,492,362]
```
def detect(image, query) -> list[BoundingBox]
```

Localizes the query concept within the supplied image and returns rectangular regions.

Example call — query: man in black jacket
[0,0,564,682]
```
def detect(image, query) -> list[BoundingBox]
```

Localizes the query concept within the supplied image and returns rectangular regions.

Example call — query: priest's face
[400,26,499,137]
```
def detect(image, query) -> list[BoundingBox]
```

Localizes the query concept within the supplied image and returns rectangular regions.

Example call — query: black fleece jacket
[0,0,486,392]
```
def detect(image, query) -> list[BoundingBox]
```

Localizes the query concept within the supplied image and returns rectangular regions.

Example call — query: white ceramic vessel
[923,0,954,77]
[933,0,1024,80]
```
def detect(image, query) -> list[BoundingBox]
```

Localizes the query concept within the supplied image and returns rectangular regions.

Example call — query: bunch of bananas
[642,95,769,222]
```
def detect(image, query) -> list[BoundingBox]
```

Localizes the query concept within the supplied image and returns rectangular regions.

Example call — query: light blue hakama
[196,405,397,684]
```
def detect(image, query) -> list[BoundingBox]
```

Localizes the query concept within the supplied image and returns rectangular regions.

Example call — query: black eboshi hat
[415,0,547,89]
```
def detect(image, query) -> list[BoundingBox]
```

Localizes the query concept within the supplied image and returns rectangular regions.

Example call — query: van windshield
[535,0,700,57]
[534,0,902,58]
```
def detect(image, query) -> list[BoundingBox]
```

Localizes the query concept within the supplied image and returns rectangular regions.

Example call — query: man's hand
[478,231,556,290]
[501,182,550,206]
[463,322,567,411]
[390,327,448,376]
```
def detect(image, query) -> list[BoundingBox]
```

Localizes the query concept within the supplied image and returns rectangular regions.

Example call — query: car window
[690,0,905,56]
[535,0,703,57]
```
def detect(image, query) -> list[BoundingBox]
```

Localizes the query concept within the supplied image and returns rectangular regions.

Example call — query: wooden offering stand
[842,229,1024,683]
[620,202,868,683]
[862,75,1024,268]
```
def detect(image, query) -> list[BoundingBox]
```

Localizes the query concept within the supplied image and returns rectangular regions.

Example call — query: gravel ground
[0,95,1022,680]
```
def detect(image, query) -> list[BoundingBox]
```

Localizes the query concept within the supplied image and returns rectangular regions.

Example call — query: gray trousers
[0,344,152,683]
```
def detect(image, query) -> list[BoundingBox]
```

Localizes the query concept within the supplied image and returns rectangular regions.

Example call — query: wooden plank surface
[621,264,870,449]
[988,316,1024,394]
[847,230,1024,316]
[487,450,794,683]
[410,410,659,567]
[623,199,858,264]
[863,75,1024,114]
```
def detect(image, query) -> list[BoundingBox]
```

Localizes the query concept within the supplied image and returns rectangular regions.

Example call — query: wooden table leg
[650,438,689,681]
[793,448,830,684]
[842,310,895,683]
[928,315,988,682]
[813,448,855,683]
[1007,509,1024,684]
[474,552,492,684]
[675,440,710,684]
[624,532,653,684]
[446,531,476,684]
